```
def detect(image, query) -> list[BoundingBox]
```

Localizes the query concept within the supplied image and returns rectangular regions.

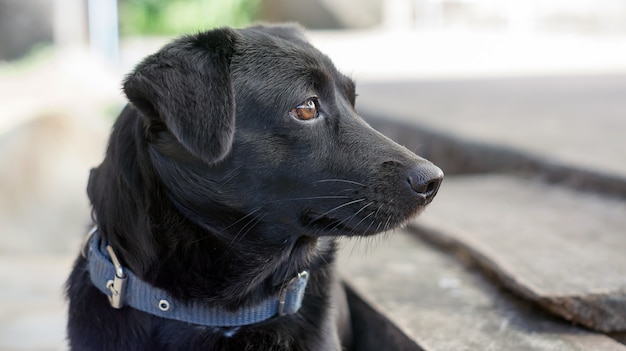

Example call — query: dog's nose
[407,164,443,205]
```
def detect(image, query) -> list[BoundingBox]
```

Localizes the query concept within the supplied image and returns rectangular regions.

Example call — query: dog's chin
[300,207,425,237]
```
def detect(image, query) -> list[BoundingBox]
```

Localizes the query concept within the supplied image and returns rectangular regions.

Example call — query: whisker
[361,211,378,235]
[224,207,263,229]
[265,195,351,205]
[313,198,366,219]
[184,208,264,249]
[351,207,376,232]
[373,205,384,232]
[324,201,372,232]
[229,212,268,248]
[345,202,375,229]
[314,179,365,187]
[383,215,393,232]
[219,164,244,186]
[356,201,375,215]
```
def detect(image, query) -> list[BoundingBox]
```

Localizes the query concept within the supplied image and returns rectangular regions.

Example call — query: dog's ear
[123,28,239,164]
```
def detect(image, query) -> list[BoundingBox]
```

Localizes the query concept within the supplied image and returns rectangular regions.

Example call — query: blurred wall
[259,0,383,29]
[0,0,53,61]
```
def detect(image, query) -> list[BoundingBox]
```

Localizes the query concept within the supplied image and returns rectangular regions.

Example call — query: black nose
[407,164,443,205]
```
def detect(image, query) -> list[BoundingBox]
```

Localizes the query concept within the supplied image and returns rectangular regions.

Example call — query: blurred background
[1,0,625,349]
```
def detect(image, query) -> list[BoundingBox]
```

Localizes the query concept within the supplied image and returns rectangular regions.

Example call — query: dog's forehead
[229,26,355,110]
[233,26,337,80]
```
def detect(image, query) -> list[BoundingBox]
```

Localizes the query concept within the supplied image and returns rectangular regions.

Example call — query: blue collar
[83,227,310,327]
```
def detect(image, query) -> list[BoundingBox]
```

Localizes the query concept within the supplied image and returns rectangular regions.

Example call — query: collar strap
[84,228,310,327]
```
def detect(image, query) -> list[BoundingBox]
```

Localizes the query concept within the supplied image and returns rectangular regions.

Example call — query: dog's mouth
[301,212,353,233]
[300,209,407,237]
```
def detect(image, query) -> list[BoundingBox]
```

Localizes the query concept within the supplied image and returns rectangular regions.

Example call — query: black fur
[67,24,443,351]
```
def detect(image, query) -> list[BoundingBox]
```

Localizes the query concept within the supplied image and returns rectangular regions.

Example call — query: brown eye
[290,98,319,121]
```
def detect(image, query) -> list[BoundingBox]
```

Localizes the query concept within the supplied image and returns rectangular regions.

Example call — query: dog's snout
[407,164,443,205]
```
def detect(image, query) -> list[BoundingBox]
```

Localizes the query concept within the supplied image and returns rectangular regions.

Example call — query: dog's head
[88,24,442,295]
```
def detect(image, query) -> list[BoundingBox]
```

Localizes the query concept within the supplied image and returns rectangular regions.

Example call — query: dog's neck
[83,227,311,327]
[93,195,336,310]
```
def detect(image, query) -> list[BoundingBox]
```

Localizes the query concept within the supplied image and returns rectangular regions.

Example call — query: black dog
[67,24,443,351]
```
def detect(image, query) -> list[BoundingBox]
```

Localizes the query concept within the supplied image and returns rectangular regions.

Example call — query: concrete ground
[1,29,625,350]
[0,255,72,350]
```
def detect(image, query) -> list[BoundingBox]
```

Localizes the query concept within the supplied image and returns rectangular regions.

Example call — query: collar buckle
[277,271,309,316]
[105,245,127,309]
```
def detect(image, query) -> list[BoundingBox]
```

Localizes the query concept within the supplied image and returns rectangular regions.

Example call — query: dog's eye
[290,98,319,121]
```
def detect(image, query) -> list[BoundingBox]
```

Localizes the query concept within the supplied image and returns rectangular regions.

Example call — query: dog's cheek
[240,133,291,167]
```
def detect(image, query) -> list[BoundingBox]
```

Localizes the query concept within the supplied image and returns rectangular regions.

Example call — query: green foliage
[119,0,261,36]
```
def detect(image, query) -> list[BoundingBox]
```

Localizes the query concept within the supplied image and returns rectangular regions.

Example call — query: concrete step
[411,174,626,333]
[339,230,626,351]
